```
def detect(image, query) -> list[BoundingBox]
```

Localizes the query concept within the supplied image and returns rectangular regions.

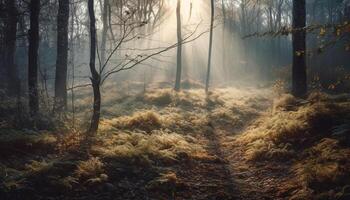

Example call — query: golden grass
[91,130,204,164]
[101,111,162,133]
[289,138,350,199]
[272,93,297,112]
[146,171,178,191]
[75,157,105,180]
[235,96,348,161]
[232,92,350,199]
[295,138,350,187]
[56,131,85,154]
[141,89,207,108]
[142,89,173,106]
[0,130,57,156]
[24,160,52,174]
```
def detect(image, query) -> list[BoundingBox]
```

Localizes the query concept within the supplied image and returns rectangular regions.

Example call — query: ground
[1,83,350,200]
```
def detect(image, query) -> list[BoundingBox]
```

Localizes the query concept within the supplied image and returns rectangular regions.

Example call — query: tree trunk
[292,0,307,97]
[88,0,101,134]
[54,0,69,113]
[28,0,40,120]
[70,2,76,128]
[174,0,182,91]
[221,0,227,82]
[3,0,20,97]
[205,0,214,93]
[100,0,108,65]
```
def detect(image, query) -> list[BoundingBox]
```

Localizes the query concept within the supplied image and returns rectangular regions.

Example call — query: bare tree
[28,0,40,121]
[292,0,307,97]
[99,0,109,64]
[83,1,208,134]
[3,0,20,97]
[54,0,70,113]
[87,0,101,134]
[174,0,182,91]
[205,0,215,93]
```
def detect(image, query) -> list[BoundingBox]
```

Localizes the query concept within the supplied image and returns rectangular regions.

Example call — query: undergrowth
[232,92,350,199]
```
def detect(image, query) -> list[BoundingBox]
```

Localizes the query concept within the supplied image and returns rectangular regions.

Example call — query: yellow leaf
[319,28,326,36]
[336,29,341,36]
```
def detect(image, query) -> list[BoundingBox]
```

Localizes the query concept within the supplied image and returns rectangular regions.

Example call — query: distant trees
[28,0,40,121]
[292,0,307,97]
[2,0,20,97]
[54,0,70,113]
[205,0,214,93]
[0,0,205,133]
[175,0,182,91]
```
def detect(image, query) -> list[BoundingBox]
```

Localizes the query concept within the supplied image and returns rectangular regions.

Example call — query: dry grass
[141,89,206,108]
[290,138,350,199]
[272,93,298,112]
[91,130,204,165]
[232,92,350,199]
[24,160,53,174]
[142,89,173,106]
[235,93,349,161]
[75,157,105,180]
[1,158,78,192]
[101,111,162,133]
[0,130,57,157]
[146,171,179,192]
[181,79,204,89]
[296,138,350,186]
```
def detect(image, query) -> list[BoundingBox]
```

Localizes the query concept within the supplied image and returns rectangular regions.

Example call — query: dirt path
[174,126,241,200]
[173,95,280,200]
[201,123,293,200]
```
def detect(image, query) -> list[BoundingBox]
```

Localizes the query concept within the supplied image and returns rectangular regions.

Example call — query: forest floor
[1,81,350,200]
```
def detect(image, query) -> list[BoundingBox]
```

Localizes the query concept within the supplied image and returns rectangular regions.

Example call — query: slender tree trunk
[28,0,40,121]
[292,0,307,97]
[88,0,101,134]
[174,0,182,91]
[3,0,20,97]
[54,0,69,113]
[221,0,227,81]
[70,3,76,128]
[205,0,214,93]
[100,0,108,64]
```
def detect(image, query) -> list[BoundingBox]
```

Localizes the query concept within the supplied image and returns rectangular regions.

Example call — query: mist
[0,0,350,199]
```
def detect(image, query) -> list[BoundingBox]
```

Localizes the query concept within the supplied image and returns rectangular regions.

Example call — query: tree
[205,0,214,93]
[221,0,226,76]
[99,0,109,64]
[3,0,20,97]
[87,0,101,134]
[292,0,307,97]
[174,0,182,91]
[54,0,69,113]
[28,0,40,120]
[83,0,205,134]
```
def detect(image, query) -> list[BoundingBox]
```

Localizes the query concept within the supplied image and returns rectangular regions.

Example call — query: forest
[0,0,350,199]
